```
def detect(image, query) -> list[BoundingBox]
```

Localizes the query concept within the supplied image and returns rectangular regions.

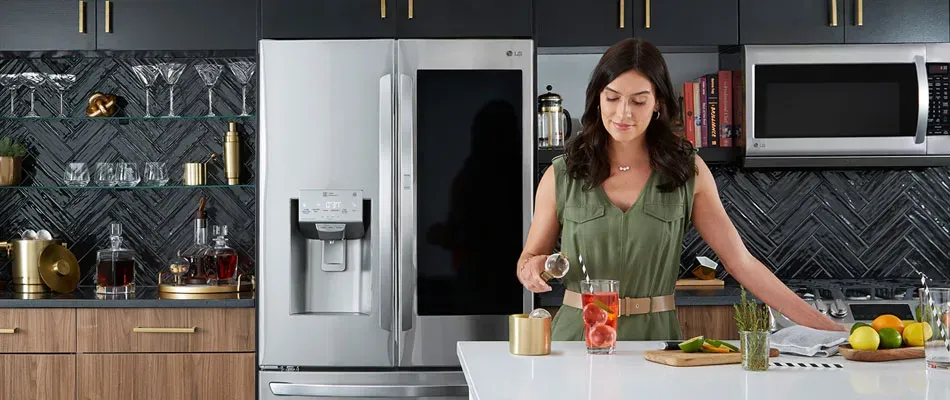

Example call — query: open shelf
[0,184,255,190]
[0,115,255,121]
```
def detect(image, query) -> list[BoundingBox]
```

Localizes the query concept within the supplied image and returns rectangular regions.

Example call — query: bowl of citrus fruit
[838,314,933,362]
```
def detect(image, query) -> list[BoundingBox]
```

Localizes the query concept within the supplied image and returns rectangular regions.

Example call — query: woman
[516,38,847,341]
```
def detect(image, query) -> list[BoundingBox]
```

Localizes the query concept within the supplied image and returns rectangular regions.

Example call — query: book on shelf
[680,70,744,149]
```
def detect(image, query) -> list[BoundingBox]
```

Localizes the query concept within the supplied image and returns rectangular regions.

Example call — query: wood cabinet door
[77,308,254,353]
[678,305,739,340]
[740,0,845,44]
[261,0,398,39]
[0,0,96,51]
[78,353,255,400]
[631,0,738,46]
[95,0,257,50]
[844,0,950,43]
[0,355,75,400]
[0,309,75,353]
[395,0,533,38]
[534,0,632,47]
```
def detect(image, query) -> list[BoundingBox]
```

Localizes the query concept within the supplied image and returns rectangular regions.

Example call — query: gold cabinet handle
[79,1,86,33]
[132,327,197,334]
[830,0,838,26]
[0,328,17,334]
[380,0,386,18]
[644,0,650,28]
[105,0,112,33]
[856,0,863,26]
[408,0,413,19]
[619,0,625,28]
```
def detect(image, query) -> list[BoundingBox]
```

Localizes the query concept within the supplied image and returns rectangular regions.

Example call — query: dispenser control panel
[299,189,364,224]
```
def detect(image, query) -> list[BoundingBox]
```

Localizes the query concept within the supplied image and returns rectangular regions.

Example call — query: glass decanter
[96,223,137,295]
[178,214,213,284]
[209,225,239,283]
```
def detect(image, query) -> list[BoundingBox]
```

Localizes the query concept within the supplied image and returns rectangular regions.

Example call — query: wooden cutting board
[838,345,924,362]
[643,348,779,367]
[675,279,725,287]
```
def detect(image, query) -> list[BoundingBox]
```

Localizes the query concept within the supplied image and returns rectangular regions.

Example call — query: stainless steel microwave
[743,44,950,168]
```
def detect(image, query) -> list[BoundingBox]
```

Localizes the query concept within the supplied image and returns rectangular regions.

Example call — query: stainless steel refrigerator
[258,38,534,398]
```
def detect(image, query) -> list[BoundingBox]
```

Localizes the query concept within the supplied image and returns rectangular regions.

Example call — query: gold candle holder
[508,314,551,356]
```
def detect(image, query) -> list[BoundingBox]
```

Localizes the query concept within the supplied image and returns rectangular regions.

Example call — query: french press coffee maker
[537,85,572,148]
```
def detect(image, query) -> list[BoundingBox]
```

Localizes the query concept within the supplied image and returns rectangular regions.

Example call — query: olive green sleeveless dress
[548,153,696,341]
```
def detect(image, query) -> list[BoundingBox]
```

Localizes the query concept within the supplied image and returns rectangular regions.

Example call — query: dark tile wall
[682,165,950,283]
[0,51,257,287]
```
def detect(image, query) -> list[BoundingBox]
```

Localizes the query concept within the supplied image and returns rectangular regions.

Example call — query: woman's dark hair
[564,38,695,192]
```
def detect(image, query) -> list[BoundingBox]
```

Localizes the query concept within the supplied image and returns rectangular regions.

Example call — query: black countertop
[0,286,255,308]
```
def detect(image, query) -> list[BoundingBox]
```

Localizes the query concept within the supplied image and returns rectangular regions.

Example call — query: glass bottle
[96,223,137,294]
[209,225,239,283]
[179,211,212,284]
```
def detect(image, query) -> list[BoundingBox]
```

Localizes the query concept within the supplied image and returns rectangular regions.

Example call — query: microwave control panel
[928,63,949,135]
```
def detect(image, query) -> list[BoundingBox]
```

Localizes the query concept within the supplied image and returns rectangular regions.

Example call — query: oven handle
[915,54,928,145]
[269,382,468,397]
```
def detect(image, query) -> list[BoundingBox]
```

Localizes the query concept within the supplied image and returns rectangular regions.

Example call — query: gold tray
[158,272,254,294]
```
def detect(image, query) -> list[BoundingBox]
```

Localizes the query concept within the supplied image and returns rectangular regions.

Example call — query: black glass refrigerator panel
[416,69,524,316]
[754,64,919,138]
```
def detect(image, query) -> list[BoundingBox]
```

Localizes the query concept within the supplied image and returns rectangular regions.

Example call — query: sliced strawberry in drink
[583,302,608,326]
[587,324,617,347]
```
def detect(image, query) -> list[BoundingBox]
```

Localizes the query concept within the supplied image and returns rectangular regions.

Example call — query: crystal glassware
[0,74,21,116]
[96,222,137,295]
[157,63,185,117]
[195,63,223,117]
[46,74,76,118]
[131,65,160,117]
[18,73,45,118]
[920,287,950,369]
[143,162,168,186]
[228,61,255,116]
[209,225,239,282]
[580,279,619,354]
[95,162,117,186]
[178,210,212,283]
[64,162,90,186]
[115,162,140,187]
[740,331,771,371]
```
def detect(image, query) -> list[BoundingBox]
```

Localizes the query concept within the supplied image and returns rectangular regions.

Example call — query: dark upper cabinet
[632,0,738,46]
[741,0,845,44]
[0,0,97,51]
[261,0,398,39]
[396,0,532,38]
[535,0,632,47]
[844,0,949,43]
[95,0,257,50]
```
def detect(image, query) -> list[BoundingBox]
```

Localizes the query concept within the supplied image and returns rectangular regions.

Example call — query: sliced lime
[678,336,705,353]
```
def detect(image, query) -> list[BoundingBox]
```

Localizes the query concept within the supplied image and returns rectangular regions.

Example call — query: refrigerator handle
[379,73,395,333]
[269,382,468,397]
[398,73,415,333]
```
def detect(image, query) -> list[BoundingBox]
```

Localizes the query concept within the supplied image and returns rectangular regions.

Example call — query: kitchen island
[457,341,950,399]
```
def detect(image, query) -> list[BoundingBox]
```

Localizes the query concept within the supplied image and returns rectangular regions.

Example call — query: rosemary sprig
[734,286,770,332]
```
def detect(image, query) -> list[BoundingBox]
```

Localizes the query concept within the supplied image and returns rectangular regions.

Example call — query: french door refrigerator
[258,38,534,398]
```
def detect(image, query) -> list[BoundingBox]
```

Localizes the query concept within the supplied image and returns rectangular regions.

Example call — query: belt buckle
[623,297,652,316]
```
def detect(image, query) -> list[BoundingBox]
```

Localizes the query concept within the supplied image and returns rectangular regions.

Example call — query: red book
[683,82,695,146]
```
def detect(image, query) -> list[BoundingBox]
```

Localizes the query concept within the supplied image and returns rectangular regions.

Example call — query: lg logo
[506,50,523,57]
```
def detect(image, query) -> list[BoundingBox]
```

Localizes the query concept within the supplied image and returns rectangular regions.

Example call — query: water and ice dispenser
[291,189,371,314]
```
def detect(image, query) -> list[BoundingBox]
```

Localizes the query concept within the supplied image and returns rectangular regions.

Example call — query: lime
[849,326,880,351]
[878,328,902,349]
[850,322,871,334]
[678,336,704,353]
[705,339,738,352]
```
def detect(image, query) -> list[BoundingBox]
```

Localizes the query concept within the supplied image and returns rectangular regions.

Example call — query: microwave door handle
[398,73,415,333]
[379,73,395,333]
[269,382,468,397]
[915,55,928,145]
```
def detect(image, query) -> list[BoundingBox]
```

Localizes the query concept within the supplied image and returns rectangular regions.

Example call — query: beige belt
[563,290,675,316]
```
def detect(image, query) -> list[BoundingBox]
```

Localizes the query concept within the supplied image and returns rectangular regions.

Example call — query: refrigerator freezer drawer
[261,370,468,399]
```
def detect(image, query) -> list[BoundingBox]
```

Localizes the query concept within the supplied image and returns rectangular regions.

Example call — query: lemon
[903,322,933,347]
[878,328,902,349]
[850,322,871,334]
[849,326,880,350]
[678,336,704,353]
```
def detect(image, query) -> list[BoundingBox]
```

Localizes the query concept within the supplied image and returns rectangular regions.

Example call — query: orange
[871,314,905,334]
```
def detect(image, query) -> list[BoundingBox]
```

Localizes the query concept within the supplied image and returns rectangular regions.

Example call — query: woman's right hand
[518,255,552,293]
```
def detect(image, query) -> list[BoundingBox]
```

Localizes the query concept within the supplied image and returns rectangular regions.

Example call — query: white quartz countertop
[457,341,950,399]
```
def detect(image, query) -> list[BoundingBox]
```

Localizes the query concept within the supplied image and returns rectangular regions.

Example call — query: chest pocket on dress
[563,206,606,224]
[642,202,684,222]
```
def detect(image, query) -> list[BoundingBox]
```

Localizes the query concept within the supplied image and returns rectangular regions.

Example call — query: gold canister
[508,314,551,356]
[183,163,206,186]
[223,122,240,185]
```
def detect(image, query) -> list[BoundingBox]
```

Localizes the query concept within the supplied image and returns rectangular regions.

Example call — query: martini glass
[46,74,77,117]
[131,65,160,117]
[0,74,21,116]
[227,61,255,116]
[19,73,45,118]
[195,63,223,116]
[157,63,185,117]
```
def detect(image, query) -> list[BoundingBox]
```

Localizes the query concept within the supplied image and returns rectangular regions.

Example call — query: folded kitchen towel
[770,325,850,357]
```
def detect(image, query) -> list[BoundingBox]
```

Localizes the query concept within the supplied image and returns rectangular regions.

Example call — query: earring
[654,110,659,120]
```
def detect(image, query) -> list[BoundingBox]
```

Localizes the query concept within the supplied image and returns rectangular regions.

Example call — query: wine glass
[195,63,223,116]
[228,61,255,116]
[0,74,21,116]
[157,63,185,117]
[131,65,160,117]
[46,74,77,118]
[18,73,45,118]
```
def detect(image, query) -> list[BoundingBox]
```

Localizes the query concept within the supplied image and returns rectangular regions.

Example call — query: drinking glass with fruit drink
[581,279,619,354]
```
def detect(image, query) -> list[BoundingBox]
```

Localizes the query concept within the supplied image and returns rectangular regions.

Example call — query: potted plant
[0,137,25,186]
[734,286,772,371]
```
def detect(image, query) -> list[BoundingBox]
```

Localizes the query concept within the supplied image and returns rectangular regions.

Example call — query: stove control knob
[829,300,848,319]
[813,299,829,315]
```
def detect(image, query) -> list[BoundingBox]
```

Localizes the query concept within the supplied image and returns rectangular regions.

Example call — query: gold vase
[0,156,22,186]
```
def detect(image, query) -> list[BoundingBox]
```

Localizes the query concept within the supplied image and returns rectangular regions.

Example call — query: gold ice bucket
[0,239,79,293]
[508,314,551,356]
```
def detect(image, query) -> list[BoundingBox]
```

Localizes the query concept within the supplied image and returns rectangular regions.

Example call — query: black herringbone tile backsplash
[0,52,257,287]
[682,165,950,283]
